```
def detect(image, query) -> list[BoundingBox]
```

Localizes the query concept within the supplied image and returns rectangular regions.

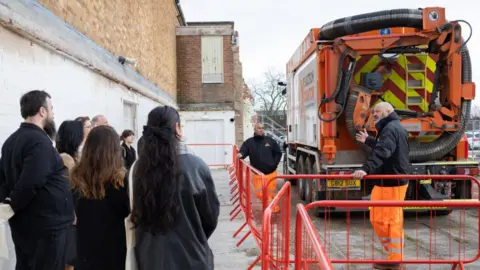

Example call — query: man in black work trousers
[0,90,74,270]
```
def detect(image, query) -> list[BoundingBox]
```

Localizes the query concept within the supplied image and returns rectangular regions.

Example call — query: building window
[123,100,137,137]
[201,36,224,84]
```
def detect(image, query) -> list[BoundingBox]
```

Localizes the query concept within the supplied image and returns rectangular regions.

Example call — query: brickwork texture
[176,35,234,104]
[38,0,179,98]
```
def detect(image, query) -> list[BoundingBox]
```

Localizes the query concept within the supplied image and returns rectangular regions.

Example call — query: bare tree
[250,69,286,118]
[472,104,480,120]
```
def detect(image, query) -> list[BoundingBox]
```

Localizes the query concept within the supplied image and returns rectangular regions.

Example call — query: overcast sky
[180,0,479,105]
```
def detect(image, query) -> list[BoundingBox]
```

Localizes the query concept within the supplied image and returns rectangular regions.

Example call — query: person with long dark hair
[130,106,220,269]
[70,125,129,270]
[55,120,84,270]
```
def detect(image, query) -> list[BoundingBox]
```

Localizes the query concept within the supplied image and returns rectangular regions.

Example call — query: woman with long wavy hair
[70,125,129,270]
[130,106,220,269]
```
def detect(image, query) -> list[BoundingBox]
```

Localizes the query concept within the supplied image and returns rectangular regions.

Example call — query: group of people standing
[0,90,220,270]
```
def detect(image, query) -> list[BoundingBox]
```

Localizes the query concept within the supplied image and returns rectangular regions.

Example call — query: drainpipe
[175,0,187,26]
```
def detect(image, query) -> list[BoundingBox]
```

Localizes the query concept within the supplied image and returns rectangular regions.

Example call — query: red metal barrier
[262,181,291,269]
[295,204,334,270]
[262,174,480,269]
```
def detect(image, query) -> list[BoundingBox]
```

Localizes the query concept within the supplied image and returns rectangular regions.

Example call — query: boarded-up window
[201,36,224,84]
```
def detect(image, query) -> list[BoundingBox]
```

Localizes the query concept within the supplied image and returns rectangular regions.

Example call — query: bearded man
[0,90,74,270]
[353,102,410,270]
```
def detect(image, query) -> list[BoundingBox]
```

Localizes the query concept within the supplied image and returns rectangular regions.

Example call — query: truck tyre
[305,157,314,203]
[297,155,306,201]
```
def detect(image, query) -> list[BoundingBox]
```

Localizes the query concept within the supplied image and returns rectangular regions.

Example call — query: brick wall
[176,35,234,104]
[37,0,179,98]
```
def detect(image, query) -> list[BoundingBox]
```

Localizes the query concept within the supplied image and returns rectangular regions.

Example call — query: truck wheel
[297,156,306,201]
[305,157,314,203]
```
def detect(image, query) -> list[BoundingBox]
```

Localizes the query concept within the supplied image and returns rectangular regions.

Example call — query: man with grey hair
[353,102,410,270]
[91,114,108,127]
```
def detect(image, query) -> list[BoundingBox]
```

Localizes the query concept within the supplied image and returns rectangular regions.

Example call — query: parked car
[466,131,480,150]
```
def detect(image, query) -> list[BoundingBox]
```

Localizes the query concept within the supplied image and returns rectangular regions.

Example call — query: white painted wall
[243,98,257,141]
[0,26,166,150]
[179,110,235,166]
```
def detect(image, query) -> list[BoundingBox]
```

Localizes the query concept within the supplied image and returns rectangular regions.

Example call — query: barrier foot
[452,262,465,270]
[229,177,236,185]
[233,221,247,238]
[236,230,251,247]
[230,184,238,193]
[229,208,242,221]
[247,255,261,270]
[229,204,241,216]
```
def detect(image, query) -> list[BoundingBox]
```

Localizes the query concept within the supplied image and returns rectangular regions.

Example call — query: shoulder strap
[128,161,137,210]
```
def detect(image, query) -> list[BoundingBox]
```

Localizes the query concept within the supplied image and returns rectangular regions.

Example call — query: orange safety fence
[261,181,291,269]
[259,174,480,269]
[294,203,334,270]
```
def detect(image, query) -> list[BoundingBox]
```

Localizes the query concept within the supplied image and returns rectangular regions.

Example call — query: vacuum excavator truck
[283,7,478,213]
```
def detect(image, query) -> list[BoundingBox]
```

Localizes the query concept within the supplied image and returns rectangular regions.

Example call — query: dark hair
[70,126,126,199]
[132,106,181,234]
[20,90,51,119]
[56,120,84,159]
[137,136,145,155]
[120,130,135,141]
[75,116,90,126]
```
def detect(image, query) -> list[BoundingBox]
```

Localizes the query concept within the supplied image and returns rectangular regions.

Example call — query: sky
[180,0,479,106]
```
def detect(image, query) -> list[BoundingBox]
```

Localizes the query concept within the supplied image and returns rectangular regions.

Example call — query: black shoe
[373,263,402,269]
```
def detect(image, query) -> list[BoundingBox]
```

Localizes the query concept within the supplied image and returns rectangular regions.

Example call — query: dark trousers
[11,227,68,270]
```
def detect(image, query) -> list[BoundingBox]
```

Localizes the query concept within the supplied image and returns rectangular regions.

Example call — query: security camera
[118,56,138,68]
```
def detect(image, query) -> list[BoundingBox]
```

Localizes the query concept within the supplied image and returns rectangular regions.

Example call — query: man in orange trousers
[353,102,410,270]
[237,123,283,212]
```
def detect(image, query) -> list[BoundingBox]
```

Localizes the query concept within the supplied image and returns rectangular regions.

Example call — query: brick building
[0,0,183,148]
[38,0,185,97]
[176,22,248,164]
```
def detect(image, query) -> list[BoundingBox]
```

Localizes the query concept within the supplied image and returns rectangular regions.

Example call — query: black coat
[361,112,410,187]
[134,145,220,269]
[239,135,283,175]
[122,143,136,170]
[0,122,74,234]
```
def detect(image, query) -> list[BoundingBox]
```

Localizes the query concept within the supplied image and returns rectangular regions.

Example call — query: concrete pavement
[209,168,261,270]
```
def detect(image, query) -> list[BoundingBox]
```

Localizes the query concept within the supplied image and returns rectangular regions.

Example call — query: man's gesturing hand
[236,153,243,159]
[356,129,369,143]
[352,170,367,179]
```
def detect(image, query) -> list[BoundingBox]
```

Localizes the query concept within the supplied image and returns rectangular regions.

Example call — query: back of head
[20,90,51,119]
[56,120,84,159]
[71,125,126,199]
[132,105,181,234]
[92,115,108,127]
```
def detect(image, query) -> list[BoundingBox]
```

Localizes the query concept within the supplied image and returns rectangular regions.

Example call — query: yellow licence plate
[327,179,361,190]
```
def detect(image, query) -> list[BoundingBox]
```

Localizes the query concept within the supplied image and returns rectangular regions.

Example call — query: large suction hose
[321,8,472,162]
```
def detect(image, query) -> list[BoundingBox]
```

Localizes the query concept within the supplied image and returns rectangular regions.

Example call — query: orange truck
[282,7,478,213]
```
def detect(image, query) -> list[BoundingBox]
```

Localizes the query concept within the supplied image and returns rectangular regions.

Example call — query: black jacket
[239,135,283,175]
[361,112,410,187]
[122,142,136,170]
[134,144,220,270]
[0,123,74,233]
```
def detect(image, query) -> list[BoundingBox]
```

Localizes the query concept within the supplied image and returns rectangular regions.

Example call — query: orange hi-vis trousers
[252,171,278,211]
[370,184,408,261]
